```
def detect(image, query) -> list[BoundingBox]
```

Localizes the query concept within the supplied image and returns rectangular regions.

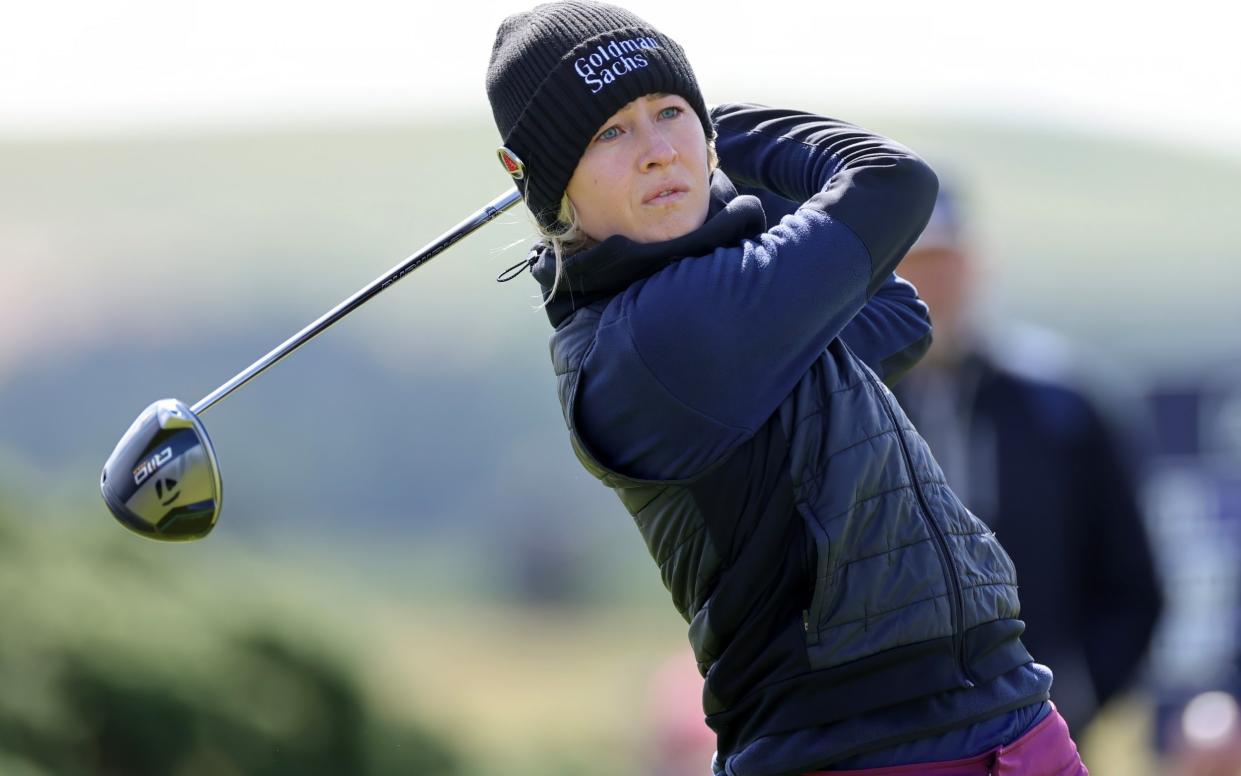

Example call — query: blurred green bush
[0,501,461,776]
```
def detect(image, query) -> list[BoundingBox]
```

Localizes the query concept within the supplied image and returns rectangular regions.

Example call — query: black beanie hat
[486,1,712,230]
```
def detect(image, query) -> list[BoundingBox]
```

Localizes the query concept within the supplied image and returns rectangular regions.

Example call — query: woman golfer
[486,3,1087,774]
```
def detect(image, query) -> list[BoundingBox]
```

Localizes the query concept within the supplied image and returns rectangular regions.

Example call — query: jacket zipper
[870,373,976,687]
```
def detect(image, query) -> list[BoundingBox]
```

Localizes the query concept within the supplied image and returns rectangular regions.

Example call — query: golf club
[100,188,522,541]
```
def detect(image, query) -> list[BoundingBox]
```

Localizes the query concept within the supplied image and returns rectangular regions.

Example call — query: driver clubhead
[100,398,222,541]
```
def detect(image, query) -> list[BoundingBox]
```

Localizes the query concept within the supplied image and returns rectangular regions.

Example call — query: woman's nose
[639,126,678,170]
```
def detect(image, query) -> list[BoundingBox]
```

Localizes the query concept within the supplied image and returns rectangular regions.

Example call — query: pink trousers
[804,704,1088,775]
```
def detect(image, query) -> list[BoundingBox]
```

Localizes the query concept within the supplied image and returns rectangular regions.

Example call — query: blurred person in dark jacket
[889,184,1164,734]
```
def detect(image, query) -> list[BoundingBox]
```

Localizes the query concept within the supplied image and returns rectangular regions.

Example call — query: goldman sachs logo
[574,36,660,94]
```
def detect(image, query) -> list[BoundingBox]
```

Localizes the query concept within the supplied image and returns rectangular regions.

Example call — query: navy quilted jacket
[529,104,1048,775]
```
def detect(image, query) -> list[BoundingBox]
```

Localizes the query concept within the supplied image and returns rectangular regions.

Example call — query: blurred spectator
[643,650,716,776]
[1168,690,1241,776]
[1145,367,1241,773]
[888,183,1164,735]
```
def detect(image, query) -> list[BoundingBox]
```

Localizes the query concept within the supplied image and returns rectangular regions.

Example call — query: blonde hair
[536,139,718,308]
[534,196,591,307]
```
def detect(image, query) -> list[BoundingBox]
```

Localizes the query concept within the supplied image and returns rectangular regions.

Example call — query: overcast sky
[3,1,1240,158]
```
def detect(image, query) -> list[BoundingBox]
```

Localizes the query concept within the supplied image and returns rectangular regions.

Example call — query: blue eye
[597,126,621,142]
[658,106,682,120]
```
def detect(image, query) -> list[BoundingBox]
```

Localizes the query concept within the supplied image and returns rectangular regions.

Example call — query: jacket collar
[529,170,766,327]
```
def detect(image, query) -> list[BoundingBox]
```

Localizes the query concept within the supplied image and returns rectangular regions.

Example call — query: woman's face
[565,93,711,244]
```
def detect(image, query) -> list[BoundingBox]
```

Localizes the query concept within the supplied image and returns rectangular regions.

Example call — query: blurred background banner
[1,2,1239,773]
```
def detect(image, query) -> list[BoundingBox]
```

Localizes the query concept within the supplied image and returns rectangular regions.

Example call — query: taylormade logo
[574,36,659,94]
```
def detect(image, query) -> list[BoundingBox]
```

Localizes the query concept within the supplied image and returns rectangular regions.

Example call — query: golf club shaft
[191,188,522,415]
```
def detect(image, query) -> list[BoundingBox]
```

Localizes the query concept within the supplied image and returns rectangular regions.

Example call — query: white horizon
[3,1,1239,158]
